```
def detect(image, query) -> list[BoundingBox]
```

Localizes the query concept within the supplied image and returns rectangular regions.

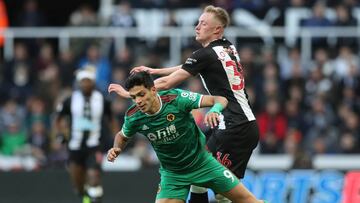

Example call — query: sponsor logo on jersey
[166,114,175,122]
[184,57,197,65]
[142,124,149,130]
[146,124,180,143]
[181,92,197,101]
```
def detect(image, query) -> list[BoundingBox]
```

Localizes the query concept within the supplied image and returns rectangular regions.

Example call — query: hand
[107,147,121,162]
[131,66,156,74]
[204,112,220,129]
[108,83,130,98]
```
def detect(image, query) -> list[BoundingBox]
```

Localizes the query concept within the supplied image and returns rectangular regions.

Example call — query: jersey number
[225,60,245,90]
[224,170,235,182]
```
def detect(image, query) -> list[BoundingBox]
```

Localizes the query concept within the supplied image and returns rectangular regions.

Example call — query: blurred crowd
[0,0,359,171]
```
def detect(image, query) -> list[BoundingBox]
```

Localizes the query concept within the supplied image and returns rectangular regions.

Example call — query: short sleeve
[181,49,209,76]
[175,89,203,112]
[121,116,137,138]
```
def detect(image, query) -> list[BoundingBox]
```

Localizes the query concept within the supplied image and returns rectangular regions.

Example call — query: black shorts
[206,120,259,178]
[68,147,102,170]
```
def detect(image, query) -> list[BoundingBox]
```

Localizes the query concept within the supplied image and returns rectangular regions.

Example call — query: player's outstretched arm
[131,65,182,76]
[200,95,228,129]
[154,69,192,90]
[107,131,129,162]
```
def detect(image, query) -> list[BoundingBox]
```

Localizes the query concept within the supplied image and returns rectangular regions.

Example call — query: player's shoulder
[210,38,233,47]
[125,104,140,117]
[158,89,179,103]
[193,46,213,57]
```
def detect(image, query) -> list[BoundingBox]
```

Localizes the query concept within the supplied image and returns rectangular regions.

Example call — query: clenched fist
[107,147,121,162]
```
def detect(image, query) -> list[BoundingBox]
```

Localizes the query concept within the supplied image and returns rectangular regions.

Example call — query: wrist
[209,103,224,114]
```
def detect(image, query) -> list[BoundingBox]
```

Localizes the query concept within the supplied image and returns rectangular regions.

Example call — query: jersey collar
[145,94,163,116]
[208,38,227,47]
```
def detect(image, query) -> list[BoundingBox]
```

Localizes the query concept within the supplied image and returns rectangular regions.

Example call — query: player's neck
[82,91,92,97]
[147,94,162,115]
[202,36,223,47]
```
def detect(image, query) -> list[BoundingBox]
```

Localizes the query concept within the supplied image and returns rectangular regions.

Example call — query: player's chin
[138,108,147,113]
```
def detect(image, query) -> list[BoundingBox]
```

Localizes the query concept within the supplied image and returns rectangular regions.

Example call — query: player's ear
[214,25,222,35]
[151,86,156,93]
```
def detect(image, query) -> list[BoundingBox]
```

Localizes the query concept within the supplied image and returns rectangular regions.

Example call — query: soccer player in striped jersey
[109,5,260,203]
[55,66,118,203]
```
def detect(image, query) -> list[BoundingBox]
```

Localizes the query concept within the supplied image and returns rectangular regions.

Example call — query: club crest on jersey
[166,114,175,122]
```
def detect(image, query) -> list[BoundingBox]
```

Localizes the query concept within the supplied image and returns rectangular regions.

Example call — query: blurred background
[0,0,360,202]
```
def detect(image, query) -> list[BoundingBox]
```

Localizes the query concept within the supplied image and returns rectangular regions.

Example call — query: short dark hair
[125,71,155,90]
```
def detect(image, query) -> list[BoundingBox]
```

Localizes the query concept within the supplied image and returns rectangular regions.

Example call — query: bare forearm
[154,76,172,91]
[214,96,228,109]
[113,132,129,150]
[154,68,192,91]
[200,95,228,109]
[154,65,182,76]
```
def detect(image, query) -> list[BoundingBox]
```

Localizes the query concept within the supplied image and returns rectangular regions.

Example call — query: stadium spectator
[15,0,45,27]
[255,62,283,109]
[26,97,49,166]
[291,148,313,169]
[283,128,302,155]
[0,100,27,156]
[69,4,100,58]
[34,43,55,72]
[301,0,334,49]
[14,0,46,57]
[284,99,307,134]
[333,45,359,81]
[283,63,306,101]
[26,96,49,129]
[57,49,76,89]
[338,131,359,153]
[279,47,307,80]
[304,97,338,153]
[257,98,288,153]
[78,44,112,94]
[112,46,134,72]
[110,1,137,27]
[0,121,27,156]
[304,66,333,106]
[334,3,358,49]
[311,48,334,77]
[28,120,48,167]
[70,4,99,27]
[2,43,34,103]
[238,46,259,87]
[0,99,26,133]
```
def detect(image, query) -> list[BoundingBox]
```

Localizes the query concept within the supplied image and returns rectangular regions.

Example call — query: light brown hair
[204,5,230,28]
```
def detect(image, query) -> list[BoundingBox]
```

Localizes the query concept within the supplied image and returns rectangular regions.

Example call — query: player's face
[129,85,158,114]
[79,78,95,95]
[195,12,221,45]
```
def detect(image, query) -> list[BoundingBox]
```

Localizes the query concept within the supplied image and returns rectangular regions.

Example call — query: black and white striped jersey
[182,38,255,127]
[56,90,112,150]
